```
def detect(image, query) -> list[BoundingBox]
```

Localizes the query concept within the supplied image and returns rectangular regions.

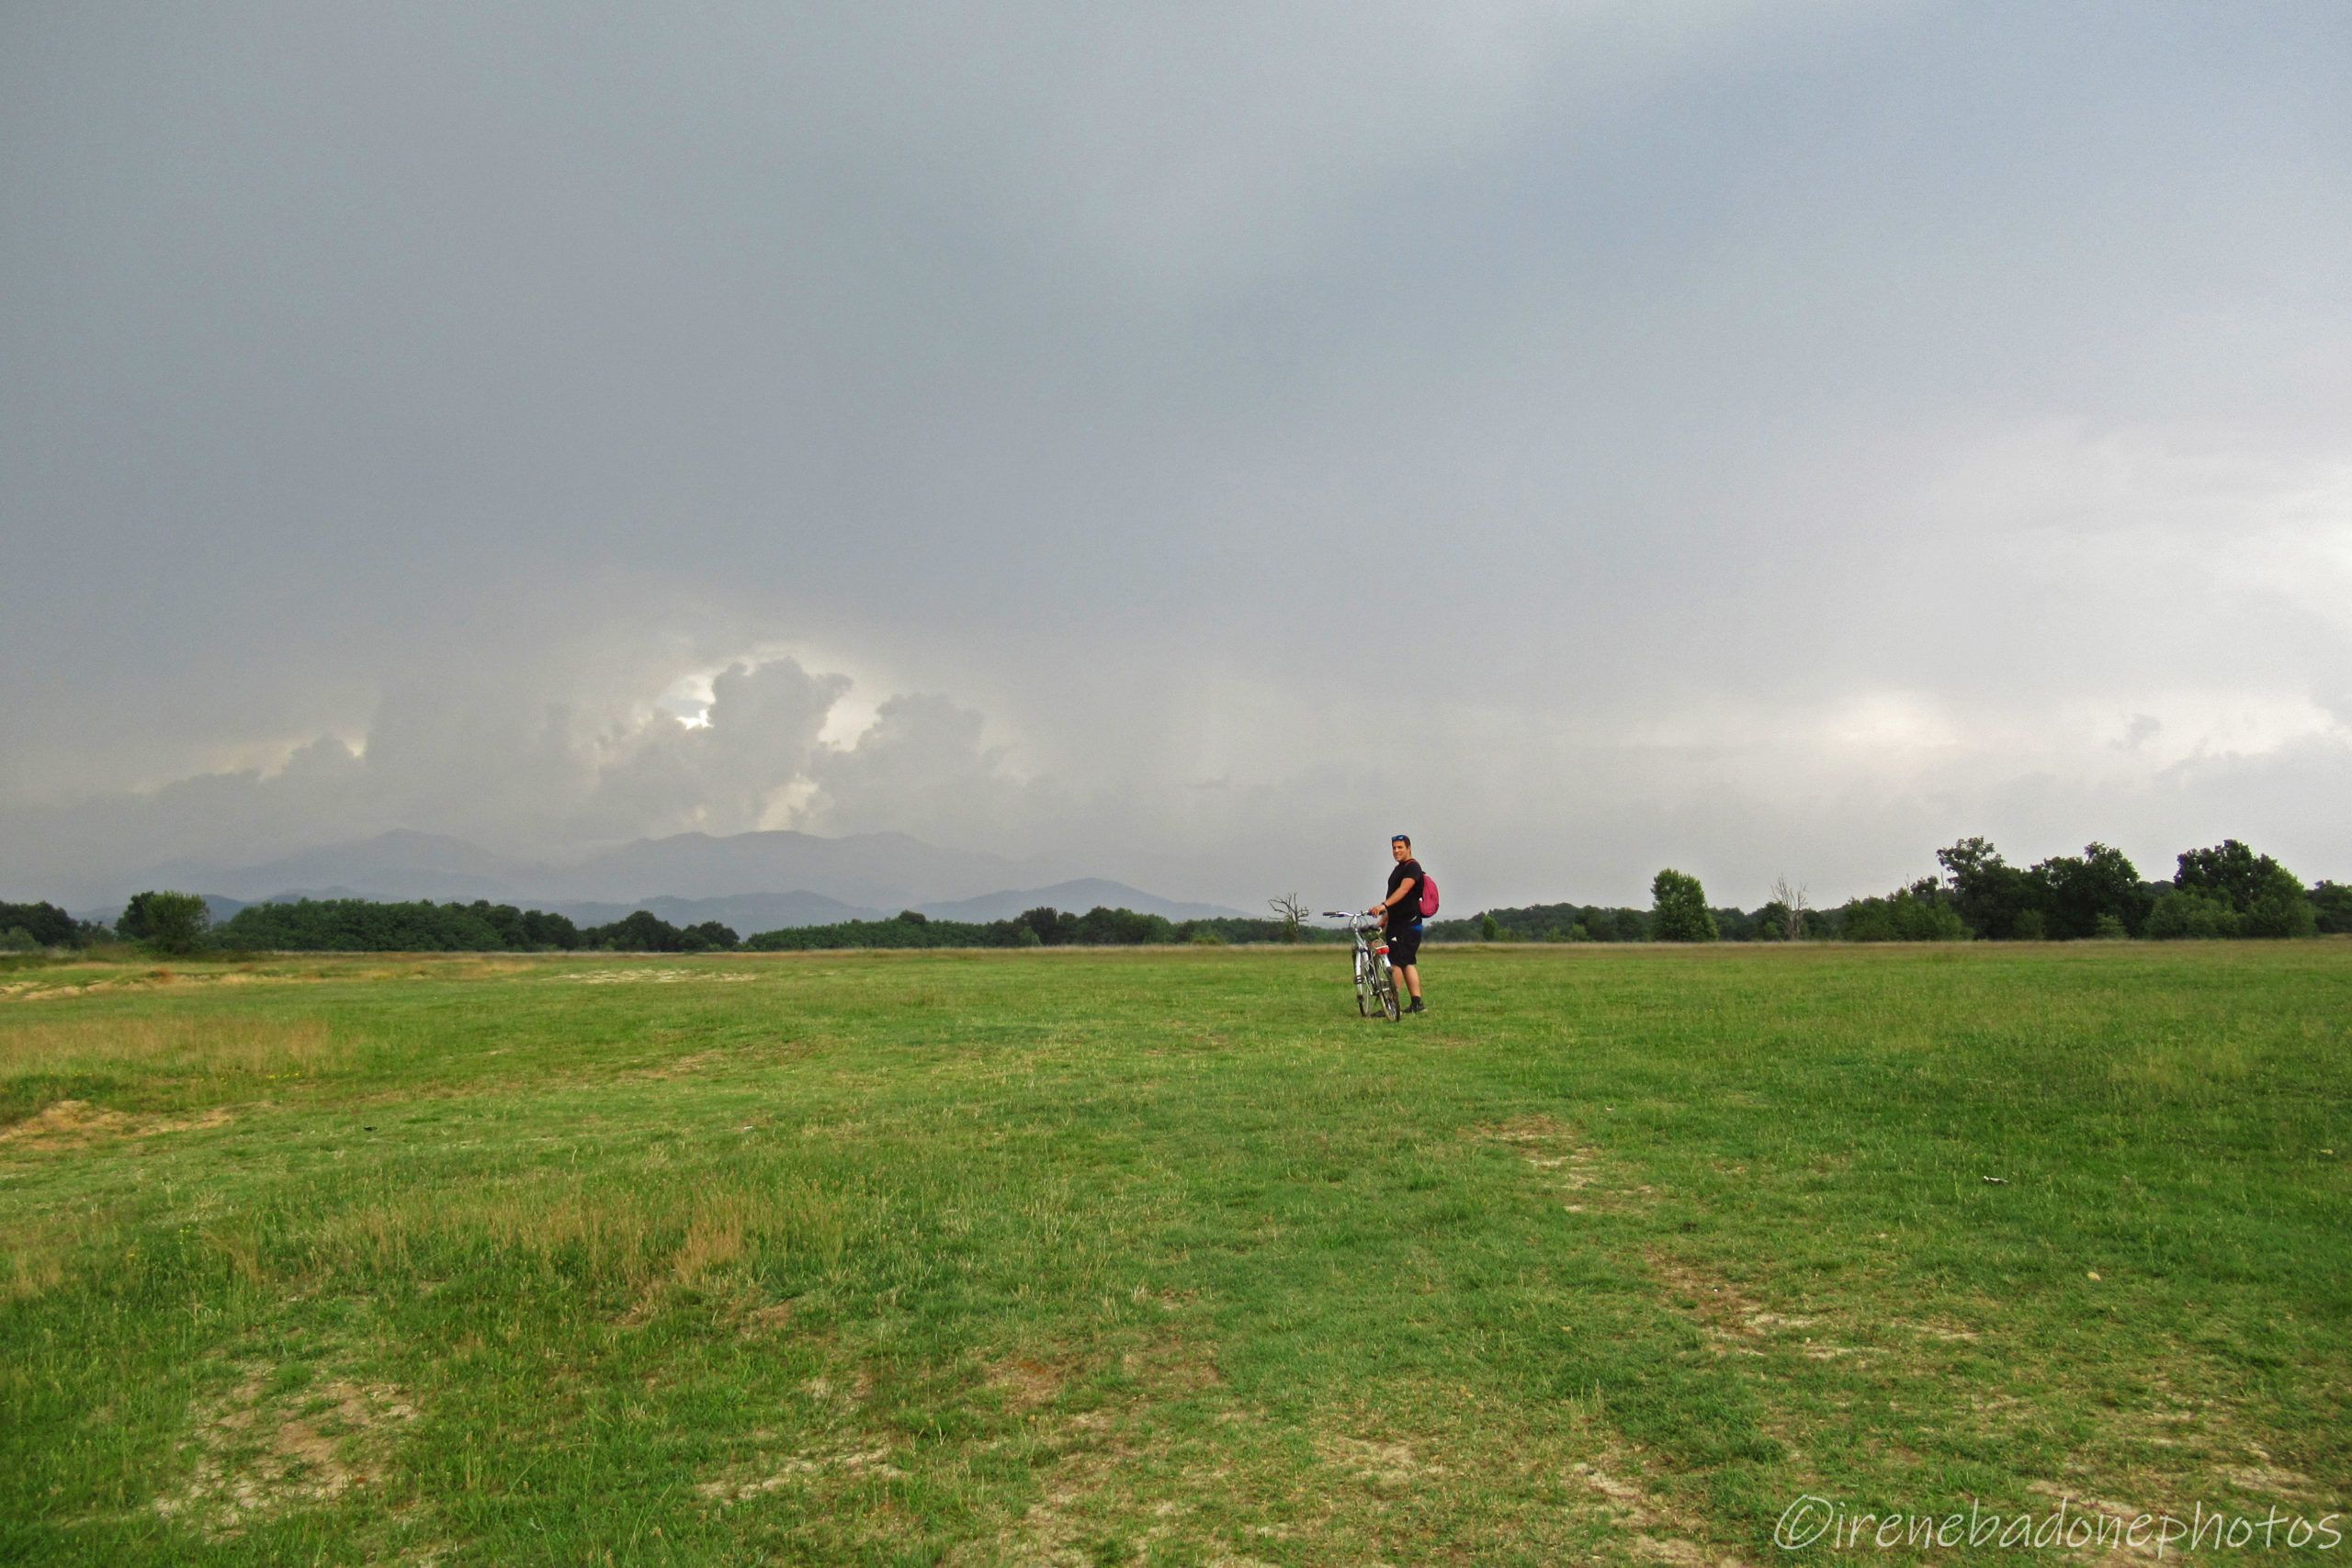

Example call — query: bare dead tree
[1268,894,1308,942]
[1772,875,1811,942]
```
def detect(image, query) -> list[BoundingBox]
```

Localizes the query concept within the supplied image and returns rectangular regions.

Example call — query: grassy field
[2,942,2347,1565]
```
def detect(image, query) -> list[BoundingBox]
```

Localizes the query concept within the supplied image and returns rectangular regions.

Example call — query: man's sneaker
[1406,998,1425,1014]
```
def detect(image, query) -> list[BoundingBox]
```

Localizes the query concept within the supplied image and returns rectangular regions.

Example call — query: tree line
[3,835,2342,955]
[1434,838,2346,944]
[0,894,1322,955]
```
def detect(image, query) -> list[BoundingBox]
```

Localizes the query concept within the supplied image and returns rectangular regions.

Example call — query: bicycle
[1321,910,1400,1021]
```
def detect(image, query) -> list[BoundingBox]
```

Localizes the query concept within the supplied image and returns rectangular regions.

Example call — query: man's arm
[1376,877,1417,914]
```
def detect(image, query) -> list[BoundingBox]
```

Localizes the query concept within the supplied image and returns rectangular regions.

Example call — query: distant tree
[2312,882,2352,935]
[2173,840,2316,938]
[518,908,581,950]
[1771,877,1810,942]
[680,920,741,952]
[2144,889,2239,940]
[896,910,929,925]
[1016,906,1066,946]
[1268,895,1307,943]
[1936,838,2045,940]
[464,900,528,949]
[2031,842,2151,940]
[591,910,685,952]
[0,927,36,953]
[1838,887,1966,942]
[0,901,80,948]
[2241,868,2318,939]
[1480,912,1500,942]
[1073,906,1173,945]
[2174,840,2276,910]
[119,890,210,954]
[1650,870,1718,942]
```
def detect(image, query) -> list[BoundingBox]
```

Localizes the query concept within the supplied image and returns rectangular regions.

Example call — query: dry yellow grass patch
[0,1099,235,1151]
[1476,1113,1650,1213]
[5,1246,67,1302]
[943,1337,1233,1565]
[987,1358,1066,1412]
[2019,1365,2348,1544]
[1645,1250,1838,1359]
[1569,1457,1760,1567]
[0,1011,339,1081]
[561,968,756,986]
[311,1179,825,1314]
[155,1365,417,1538]
[1317,1433,1445,1489]
[696,1443,906,1504]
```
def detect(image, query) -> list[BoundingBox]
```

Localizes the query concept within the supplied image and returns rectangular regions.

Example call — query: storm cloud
[4,1,2347,909]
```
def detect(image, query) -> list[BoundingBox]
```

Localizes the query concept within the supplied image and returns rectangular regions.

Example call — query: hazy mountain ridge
[95,829,1244,929]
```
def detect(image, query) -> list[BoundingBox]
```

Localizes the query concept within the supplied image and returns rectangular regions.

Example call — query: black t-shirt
[1385,858,1425,932]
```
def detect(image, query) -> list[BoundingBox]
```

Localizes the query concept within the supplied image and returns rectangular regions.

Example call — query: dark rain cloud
[4,2,2347,908]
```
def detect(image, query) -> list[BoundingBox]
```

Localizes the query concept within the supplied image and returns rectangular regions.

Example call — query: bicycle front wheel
[1355,952,1373,1016]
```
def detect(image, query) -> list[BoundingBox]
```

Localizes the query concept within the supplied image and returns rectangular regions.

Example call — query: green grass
[2,942,2346,1564]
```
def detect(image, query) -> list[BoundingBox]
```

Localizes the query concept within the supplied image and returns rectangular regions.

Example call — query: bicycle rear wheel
[1374,953,1401,1021]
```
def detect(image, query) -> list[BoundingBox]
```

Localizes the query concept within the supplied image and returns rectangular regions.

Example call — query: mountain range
[95,829,1245,930]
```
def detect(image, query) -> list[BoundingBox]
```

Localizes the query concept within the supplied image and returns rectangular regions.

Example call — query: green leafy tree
[1936,838,2045,940]
[2174,840,2276,910]
[2144,888,2240,939]
[2173,840,2315,938]
[2031,842,2151,939]
[0,901,80,948]
[2312,882,2352,935]
[119,891,210,954]
[0,927,37,953]
[679,920,741,952]
[518,909,582,950]
[587,910,685,952]
[2242,867,2318,938]
[1650,870,1718,942]
[1016,907,1068,946]
[1480,912,1500,942]
[1838,888,1966,942]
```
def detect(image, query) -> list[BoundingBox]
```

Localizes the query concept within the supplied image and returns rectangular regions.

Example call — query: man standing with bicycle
[1374,834,1427,1014]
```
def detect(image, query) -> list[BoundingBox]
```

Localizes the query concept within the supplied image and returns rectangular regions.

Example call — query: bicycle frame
[1321,910,1400,1021]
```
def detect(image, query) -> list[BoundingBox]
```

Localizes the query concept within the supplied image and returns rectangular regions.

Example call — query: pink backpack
[1418,873,1440,919]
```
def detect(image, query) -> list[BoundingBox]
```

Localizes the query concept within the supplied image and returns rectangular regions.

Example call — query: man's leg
[1401,963,1420,1002]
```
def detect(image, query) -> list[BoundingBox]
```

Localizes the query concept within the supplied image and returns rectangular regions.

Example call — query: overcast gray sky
[4,1,2347,910]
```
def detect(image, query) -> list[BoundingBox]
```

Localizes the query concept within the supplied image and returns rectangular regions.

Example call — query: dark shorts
[1385,922,1422,967]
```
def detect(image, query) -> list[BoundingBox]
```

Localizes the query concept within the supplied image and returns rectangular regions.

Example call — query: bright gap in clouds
[656,654,885,747]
